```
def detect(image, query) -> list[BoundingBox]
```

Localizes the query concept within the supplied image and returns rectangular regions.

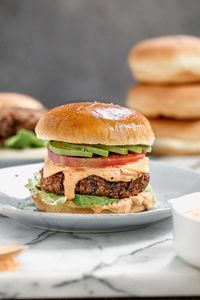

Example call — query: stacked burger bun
[127,35,200,155]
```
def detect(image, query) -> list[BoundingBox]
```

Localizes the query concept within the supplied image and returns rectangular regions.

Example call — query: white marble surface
[0,157,200,298]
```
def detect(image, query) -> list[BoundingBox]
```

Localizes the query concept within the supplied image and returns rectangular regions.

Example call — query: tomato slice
[48,148,145,168]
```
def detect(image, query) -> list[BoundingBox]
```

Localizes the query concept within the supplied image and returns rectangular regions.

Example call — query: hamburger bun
[127,84,200,119]
[0,93,44,110]
[33,194,152,214]
[128,35,200,84]
[150,118,200,155]
[36,102,155,146]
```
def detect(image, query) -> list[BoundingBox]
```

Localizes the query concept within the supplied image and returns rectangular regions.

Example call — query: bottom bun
[33,195,95,214]
[150,118,200,155]
[33,191,154,214]
[153,137,200,155]
[150,118,200,141]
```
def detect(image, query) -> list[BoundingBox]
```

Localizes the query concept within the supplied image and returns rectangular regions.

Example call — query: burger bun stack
[127,35,200,155]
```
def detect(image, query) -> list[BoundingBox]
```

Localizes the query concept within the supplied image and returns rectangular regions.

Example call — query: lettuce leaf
[4,129,46,149]
[145,184,156,201]
[74,185,155,208]
[73,194,119,207]
[25,172,67,206]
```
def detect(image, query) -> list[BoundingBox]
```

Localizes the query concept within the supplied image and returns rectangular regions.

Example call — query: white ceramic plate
[0,161,199,233]
[0,148,46,167]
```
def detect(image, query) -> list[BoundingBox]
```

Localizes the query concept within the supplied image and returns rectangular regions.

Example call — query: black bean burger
[26,102,155,214]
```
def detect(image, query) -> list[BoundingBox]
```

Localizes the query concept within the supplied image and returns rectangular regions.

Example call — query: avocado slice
[49,141,93,157]
[73,194,119,207]
[48,141,151,157]
[61,142,109,157]
[123,145,143,153]
[84,145,109,157]
[97,145,128,155]
[139,145,152,152]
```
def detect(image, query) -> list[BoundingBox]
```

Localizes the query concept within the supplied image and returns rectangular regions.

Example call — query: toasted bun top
[0,93,44,110]
[129,35,200,61]
[36,102,155,145]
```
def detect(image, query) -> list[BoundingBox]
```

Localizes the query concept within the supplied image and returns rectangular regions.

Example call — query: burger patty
[0,106,46,139]
[40,170,150,199]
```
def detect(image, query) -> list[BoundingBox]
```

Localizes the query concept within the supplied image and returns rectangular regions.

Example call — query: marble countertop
[1,156,200,298]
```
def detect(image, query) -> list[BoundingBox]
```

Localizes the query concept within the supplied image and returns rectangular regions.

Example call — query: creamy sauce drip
[89,191,154,213]
[43,156,149,200]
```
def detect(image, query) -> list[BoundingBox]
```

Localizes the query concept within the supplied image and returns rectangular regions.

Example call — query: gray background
[0,0,200,108]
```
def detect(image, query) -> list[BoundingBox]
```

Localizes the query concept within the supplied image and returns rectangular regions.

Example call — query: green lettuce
[73,194,119,207]
[74,184,155,208]
[145,184,155,200]
[25,172,67,206]
[4,129,46,149]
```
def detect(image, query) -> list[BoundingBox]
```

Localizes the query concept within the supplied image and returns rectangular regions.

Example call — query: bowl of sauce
[170,192,200,268]
[185,209,200,220]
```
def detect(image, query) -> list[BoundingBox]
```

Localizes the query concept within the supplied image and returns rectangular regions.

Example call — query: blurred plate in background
[0,148,46,168]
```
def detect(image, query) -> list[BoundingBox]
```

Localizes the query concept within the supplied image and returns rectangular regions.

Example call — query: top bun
[129,35,200,84]
[36,102,155,146]
[0,93,44,110]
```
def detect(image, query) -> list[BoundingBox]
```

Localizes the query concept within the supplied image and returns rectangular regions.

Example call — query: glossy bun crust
[36,102,155,145]
[129,35,200,83]
[127,84,200,119]
[0,93,44,110]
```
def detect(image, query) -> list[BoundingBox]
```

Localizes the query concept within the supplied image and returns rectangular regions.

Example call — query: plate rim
[0,204,171,218]
[0,148,46,162]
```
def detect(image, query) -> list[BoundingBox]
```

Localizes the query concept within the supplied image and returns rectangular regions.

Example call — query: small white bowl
[170,192,200,268]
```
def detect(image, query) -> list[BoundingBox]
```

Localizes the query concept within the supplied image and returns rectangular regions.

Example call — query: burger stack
[28,102,155,214]
[127,35,200,155]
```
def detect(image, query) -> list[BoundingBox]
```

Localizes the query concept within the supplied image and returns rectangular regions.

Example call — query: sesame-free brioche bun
[32,194,153,214]
[152,139,200,155]
[150,118,200,155]
[0,93,44,110]
[36,102,155,146]
[150,118,200,140]
[127,84,200,119]
[128,35,200,84]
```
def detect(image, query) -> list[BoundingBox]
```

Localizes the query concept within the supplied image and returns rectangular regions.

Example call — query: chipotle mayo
[43,156,149,200]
